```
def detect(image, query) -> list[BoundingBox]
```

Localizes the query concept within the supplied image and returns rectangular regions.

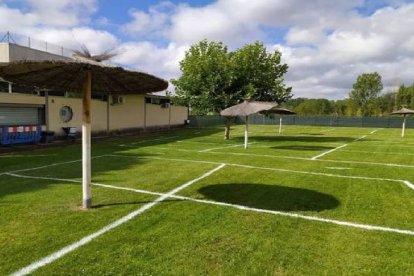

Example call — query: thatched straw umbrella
[262,107,296,134]
[220,100,294,149]
[0,53,168,208]
[391,107,414,137]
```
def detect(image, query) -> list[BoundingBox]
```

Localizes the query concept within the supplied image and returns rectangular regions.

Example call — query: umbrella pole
[244,116,249,149]
[279,117,282,134]
[402,115,406,138]
[82,71,92,209]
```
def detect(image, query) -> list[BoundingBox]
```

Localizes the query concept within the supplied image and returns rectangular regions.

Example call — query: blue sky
[1,0,414,99]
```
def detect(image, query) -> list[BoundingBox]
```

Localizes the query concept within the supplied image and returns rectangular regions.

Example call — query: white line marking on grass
[10,164,226,276]
[0,155,107,176]
[325,167,352,170]
[150,146,414,169]
[340,149,414,156]
[106,154,414,191]
[118,136,179,147]
[320,158,414,169]
[403,181,414,191]
[131,136,179,144]
[353,135,367,142]
[198,143,257,152]
[9,173,414,237]
[370,129,380,134]
[311,144,348,160]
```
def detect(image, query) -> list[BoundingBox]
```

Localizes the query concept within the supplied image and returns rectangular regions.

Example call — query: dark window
[0,81,9,92]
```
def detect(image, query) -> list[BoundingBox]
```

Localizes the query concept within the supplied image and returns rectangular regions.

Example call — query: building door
[0,105,44,126]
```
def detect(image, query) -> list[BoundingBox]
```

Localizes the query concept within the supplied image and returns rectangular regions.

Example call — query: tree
[229,41,292,103]
[295,99,333,115]
[349,72,383,116]
[396,83,414,109]
[171,40,232,114]
[172,40,292,139]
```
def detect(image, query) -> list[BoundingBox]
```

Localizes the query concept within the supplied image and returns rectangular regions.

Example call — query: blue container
[1,125,41,145]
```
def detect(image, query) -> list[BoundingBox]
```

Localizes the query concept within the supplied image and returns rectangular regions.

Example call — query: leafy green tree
[349,72,383,116]
[171,40,232,114]
[295,99,333,115]
[230,41,292,103]
[172,40,292,138]
[396,83,414,109]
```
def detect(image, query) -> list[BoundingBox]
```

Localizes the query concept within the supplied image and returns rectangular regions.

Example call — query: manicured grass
[1,124,414,275]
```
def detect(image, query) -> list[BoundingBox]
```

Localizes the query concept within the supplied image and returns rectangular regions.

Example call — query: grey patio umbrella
[0,55,168,208]
[261,107,296,134]
[391,107,414,137]
[220,100,294,149]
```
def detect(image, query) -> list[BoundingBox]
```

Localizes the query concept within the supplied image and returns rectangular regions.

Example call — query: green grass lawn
[1,124,414,275]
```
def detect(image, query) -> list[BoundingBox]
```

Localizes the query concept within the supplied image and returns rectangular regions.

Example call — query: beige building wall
[109,95,145,131]
[145,103,170,127]
[0,44,10,63]
[47,96,107,136]
[0,43,69,63]
[0,91,188,136]
[0,92,45,105]
[170,105,188,125]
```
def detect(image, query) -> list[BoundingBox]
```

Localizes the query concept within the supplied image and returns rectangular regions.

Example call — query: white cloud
[33,28,119,55]
[122,2,174,38]
[2,0,414,98]
[114,42,187,80]
[24,0,98,27]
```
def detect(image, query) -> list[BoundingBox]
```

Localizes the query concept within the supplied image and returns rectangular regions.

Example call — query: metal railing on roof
[0,31,73,58]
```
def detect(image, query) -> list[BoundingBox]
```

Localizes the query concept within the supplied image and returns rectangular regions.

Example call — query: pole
[45,91,49,131]
[244,116,249,149]
[402,115,406,138]
[279,117,282,134]
[143,97,147,131]
[82,70,92,209]
[106,94,110,135]
[168,102,171,129]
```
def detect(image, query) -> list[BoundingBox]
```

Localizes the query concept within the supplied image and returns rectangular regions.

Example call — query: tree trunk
[224,117,231,139]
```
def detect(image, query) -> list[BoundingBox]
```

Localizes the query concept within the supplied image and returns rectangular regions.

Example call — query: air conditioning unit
[111,95,124,105]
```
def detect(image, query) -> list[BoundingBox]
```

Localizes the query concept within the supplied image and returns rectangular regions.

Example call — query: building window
[59,106,73,123]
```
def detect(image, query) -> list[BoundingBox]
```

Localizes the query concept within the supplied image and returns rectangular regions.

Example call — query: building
[0,38,188,139]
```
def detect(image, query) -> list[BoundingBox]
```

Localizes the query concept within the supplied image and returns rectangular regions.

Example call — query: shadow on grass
[270,145,334,151]
[1,127,224,200]
[198,183,340,212]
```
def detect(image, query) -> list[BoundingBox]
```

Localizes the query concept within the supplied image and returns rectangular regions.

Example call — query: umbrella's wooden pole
[402,115,406,138]
[82,70,92,209]
[244,116,249,149]
[279,117,282,134]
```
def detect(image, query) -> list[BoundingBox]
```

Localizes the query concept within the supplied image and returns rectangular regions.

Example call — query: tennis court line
[198,144,246,152]
[9,164,225,276]
[353,135,367,142]
[118,136,179,147]
[311,144,348,160]
[149,146,414,169]
[6,172,414,237]
[310,130,377,160]
[0,155,107,176]
[106,154,414,191]
[339,149,414,156]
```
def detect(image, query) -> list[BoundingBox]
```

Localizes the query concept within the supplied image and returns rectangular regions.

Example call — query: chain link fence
[189,114,409,128]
